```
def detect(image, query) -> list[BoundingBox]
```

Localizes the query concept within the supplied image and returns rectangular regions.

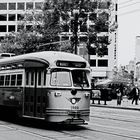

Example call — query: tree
[0,0,117,56]
[45,0,117,56]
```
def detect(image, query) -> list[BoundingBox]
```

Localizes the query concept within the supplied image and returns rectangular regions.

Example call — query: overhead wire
[119,0,133,5]
[119,1,140,9]
[118,0,140,16]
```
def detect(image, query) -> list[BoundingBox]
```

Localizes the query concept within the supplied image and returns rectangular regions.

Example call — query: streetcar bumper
[45,109,90,124]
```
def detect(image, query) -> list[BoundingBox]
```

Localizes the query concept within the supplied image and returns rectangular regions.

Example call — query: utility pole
[71,12,79,54]
[71,0,84,55]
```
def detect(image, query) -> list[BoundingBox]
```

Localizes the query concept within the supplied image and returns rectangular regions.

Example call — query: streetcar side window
[0,75,4,86]
[17,74,22,86]
[26,72,29,85]
[44,71,46,86]
[38,71,41,86]
[31,72,34,86]
[11,74,16,86]
[5,75,10,86]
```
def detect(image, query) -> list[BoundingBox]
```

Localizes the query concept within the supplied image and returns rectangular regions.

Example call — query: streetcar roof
[0,51,89,68]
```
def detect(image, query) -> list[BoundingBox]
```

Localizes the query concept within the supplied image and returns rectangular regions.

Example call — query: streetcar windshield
[51,69,72,87]
[50,69,89,88]
[71,70,89,88]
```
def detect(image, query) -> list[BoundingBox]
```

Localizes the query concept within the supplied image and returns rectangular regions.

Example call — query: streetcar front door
[24,69,46,118]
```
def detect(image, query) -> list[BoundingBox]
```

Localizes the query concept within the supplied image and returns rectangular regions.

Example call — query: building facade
[135,36,140,84]
[0,0,118,80]
[0,0,43,41]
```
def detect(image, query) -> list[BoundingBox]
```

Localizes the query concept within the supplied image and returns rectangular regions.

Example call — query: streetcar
[0,51,91,125]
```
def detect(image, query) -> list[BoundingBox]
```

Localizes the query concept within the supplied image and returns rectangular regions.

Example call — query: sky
[118,0,140,66]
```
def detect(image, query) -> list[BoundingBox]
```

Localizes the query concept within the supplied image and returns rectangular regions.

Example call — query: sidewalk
[90,98,140,111]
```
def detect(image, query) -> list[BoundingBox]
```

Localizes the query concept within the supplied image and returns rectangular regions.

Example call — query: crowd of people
[91,81,140,106]
[115,84,140,106]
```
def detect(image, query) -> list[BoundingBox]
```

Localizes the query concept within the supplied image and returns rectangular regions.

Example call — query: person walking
[116,88,122,105]
[131,85,139,105]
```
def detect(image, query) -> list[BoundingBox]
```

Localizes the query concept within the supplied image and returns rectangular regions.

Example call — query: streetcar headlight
[55,92,62,97]
[9,95,15,100]
[71,98,76,104]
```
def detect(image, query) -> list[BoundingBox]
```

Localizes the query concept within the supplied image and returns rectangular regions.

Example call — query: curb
[90,104,140,111]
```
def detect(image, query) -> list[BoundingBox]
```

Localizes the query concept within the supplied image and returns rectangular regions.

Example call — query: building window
[26,2,33,10]
[53,36,60,42]
[17,14,24,21]
[98,12,109,21]
[79,36,87,43]
[8,25,15,32]
[89,13,96,21]
[91,2,97,9]
[0,14,7,21]
[98,60,108,67]
[88,47,96,55]
[98,36,109,44]
[115,15,117,22]
[61,36,69,41]
[90,60,96,67]
[89,34,96,43]
[116,4,118,11]
[80,24,87,32]
[0,25,7,32]
[0,3,7,10]
[8,14,16,21]
[26,25,32,31]
[98,2,110,9]
[35,2,42,10]
[9,3,16,10]
[17,2,24,10]
[62,24,69,32]
[17,25,24,31]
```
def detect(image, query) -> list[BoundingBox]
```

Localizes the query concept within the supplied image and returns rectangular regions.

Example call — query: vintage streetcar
[0,51,91,125]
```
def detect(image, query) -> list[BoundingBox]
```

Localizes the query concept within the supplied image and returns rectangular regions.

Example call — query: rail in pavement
[90,98,140,111]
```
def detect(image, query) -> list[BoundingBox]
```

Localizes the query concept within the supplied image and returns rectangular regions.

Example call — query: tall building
[135,36,140,83]
[0,0,43,41]
[0,0,118,80]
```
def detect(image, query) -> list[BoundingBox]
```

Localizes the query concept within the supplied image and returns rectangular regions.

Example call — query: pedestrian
[131,84,139,105]
[116,88,122,105]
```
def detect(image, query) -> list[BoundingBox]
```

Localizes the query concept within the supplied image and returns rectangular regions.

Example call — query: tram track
[0,120,89,140]
[0,120,140,140]
[85,125,140,140]
[0,113,139,140]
